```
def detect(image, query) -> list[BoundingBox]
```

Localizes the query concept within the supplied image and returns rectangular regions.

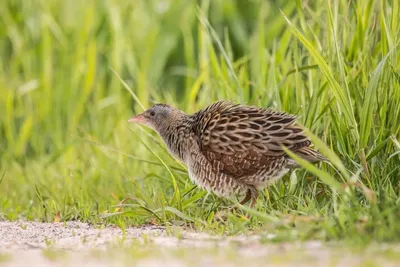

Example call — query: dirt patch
[0,220,167,250]
[1,221,399,267]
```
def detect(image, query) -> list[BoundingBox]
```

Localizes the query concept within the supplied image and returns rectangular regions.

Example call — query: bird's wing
[193,101,313,178]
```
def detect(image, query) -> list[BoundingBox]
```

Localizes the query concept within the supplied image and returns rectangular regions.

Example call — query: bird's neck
[159,115,194,163]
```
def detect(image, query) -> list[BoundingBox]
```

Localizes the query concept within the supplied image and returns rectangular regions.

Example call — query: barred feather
[130,100,326,207]
[191,100,324,178]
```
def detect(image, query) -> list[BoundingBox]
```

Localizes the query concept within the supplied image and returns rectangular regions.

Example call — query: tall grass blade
[111,68,145,111]
[128,127,182,209]
[360,47,396,149]
[282,147,342,191]
[282,11,359,141]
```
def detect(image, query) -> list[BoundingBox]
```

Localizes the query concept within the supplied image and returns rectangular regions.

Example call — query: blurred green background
[0,0,399,240]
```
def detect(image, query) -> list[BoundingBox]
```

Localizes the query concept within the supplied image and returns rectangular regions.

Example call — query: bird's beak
[128,114,145,123]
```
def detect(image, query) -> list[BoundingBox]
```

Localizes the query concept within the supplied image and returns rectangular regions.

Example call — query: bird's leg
[249,193,257,208]
[239,186,258,207]
[239,189,252,205]
[247,187,258,208]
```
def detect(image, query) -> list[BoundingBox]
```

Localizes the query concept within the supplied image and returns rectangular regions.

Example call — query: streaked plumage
[129,101,325,207]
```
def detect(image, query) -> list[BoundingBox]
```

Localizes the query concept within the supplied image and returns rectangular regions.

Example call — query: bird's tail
[286,146,326,169]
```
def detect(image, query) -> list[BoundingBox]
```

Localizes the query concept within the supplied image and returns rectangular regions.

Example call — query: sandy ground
[1,221,399,267]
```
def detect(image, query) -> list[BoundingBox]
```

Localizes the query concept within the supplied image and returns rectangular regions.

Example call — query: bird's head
[128,104,186,133]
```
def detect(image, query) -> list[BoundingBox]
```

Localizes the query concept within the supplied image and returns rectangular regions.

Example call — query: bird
[128,100,326,208]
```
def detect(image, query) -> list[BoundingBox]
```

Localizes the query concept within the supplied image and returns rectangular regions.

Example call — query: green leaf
[128,127,182,209]
[282,11,359,142]
[282,147,342,191]
[301,126,350,181]
[160,206,196,223]
[360,48,396,149]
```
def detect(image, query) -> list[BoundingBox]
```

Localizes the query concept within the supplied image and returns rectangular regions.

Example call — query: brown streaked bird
[129,101,325,207]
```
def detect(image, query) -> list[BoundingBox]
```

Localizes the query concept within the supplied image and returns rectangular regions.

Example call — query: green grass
[0,0,399,243]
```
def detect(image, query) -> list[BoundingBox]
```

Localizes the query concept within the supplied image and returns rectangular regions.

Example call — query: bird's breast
[162,131,195,163]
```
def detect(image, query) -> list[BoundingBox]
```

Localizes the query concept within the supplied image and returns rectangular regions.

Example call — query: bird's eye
[150,111,156,116]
